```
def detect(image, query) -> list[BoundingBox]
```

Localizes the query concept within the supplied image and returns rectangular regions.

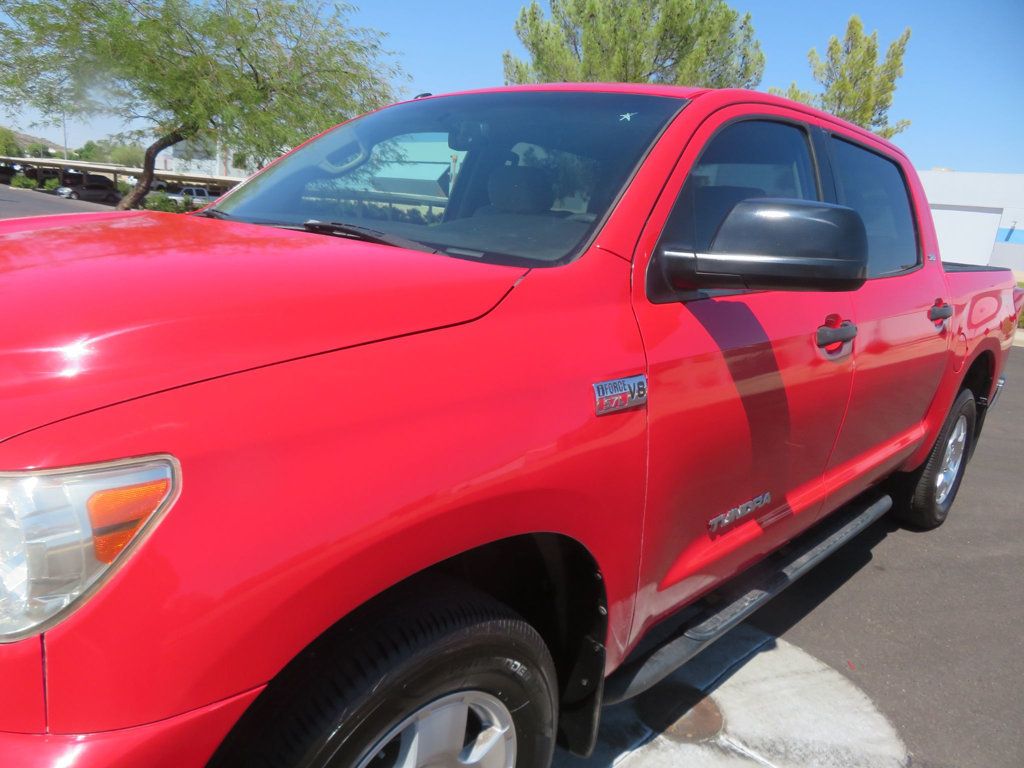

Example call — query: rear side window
[829,138,918,277]
[661,120,818,252]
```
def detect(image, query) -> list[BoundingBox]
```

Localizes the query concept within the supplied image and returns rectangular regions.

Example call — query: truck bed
[943,261,1012,273]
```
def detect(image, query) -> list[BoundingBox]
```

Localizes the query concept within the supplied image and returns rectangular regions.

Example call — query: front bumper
[0,687,261,768]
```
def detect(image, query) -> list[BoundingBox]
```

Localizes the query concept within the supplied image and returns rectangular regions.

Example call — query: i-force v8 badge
[593,375,648,416]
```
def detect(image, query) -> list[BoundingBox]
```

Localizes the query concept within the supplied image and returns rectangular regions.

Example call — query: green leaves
[75,139,145,166]
[0,0,399,204]
[503,0,764,89]
[0,128,22,156]
[772,16,911,138]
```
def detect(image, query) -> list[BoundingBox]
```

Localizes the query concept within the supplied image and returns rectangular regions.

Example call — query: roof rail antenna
[413,92,432,99]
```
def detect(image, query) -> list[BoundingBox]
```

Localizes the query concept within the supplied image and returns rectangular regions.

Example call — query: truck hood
[0,211,526,442]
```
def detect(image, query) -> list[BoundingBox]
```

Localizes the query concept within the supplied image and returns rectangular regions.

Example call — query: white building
[918,169,1024,273]
[158,140,255,179]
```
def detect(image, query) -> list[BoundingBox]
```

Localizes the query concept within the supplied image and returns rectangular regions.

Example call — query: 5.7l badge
[593,375,648,416]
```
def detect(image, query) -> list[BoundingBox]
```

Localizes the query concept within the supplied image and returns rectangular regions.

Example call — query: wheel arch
[960,347,996,402]
[218,532,609,759]
[959,348,996,457]
[902,344,999,472]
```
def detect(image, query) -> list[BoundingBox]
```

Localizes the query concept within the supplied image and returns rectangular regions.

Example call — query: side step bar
[604,494,893,705]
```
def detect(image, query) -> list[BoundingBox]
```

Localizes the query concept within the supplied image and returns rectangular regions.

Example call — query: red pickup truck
[1,84,1020,768]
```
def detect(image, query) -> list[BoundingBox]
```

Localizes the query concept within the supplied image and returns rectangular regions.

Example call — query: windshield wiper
[193,208,231,219]
[302,219,437,254]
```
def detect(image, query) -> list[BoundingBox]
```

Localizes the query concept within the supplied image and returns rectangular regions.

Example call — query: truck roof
[424,82,907,161]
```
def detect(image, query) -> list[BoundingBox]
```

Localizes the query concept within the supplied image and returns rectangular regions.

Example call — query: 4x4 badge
[593,375,648,416]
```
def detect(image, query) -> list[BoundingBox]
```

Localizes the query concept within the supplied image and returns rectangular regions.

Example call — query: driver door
[628,110,857,638]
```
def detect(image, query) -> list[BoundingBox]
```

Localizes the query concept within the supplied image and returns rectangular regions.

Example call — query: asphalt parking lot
[0,185,112,218]
[2,190,1021,766]
[561,353,1023,768]
[743,352,1023,768]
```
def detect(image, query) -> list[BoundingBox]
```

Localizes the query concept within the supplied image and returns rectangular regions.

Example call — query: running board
[604,494,893,705]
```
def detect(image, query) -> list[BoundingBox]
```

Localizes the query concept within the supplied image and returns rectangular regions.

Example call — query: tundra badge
[709,491,772,534]
[593,375,648,416]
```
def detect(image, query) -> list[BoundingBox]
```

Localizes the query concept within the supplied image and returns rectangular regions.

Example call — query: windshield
[212,91,683,265]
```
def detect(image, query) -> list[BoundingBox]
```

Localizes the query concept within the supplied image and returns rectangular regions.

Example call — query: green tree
[772,16,911,138]
[108,143,144,168]
[24,141,51,157]
[75,140,104,161]
[0,1,399,209]
[75,138,146,167]
[503,0,764,88]
[0,127,22,156]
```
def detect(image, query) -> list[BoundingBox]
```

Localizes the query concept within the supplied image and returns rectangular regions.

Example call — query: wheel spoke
[356,691,516,768]
[414,698,470,765]
[462,724,510,768]
[936,414,969,505]
[393,723,420,768]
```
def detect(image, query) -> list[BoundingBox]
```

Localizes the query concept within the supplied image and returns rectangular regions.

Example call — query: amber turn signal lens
[87,478,170,563]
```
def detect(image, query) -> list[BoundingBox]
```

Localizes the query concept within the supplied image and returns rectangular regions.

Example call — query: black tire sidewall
[912,389,976,525]
[309,622,557,768]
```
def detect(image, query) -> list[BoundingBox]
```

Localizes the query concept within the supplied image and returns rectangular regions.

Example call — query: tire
[210,580,559,768]
[893,388,976,529]
[69,192,79,199]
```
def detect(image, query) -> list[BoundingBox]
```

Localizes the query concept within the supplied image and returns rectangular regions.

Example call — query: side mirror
[651,198,868,299]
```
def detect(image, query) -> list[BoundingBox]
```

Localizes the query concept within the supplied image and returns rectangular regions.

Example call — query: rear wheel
[210,581,559,768]
[69,191,79,199]
[893,388,977,529]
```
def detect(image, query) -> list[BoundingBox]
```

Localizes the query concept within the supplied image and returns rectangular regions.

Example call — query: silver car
[56,181,121,204]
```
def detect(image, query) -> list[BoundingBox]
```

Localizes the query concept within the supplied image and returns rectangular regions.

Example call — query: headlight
[0,455,179,641]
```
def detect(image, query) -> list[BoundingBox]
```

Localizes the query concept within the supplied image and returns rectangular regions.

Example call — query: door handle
[816,320,858,347]
[928,302,953,321]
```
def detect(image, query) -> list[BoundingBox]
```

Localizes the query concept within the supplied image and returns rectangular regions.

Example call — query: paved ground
[745,352,1023,768]
[0,185,111,218]
[558,625,910,768]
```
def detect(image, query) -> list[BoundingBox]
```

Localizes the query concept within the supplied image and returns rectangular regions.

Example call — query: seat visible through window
[476,166,555,216]
[660,120,818,252]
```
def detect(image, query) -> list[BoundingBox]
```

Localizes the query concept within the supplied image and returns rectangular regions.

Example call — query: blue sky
[9,0,1023,172]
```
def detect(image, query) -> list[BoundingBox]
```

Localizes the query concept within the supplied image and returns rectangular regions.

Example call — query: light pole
[61,107,68,161]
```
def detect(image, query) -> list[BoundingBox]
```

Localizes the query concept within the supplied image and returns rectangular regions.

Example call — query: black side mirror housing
[650,198,869,300]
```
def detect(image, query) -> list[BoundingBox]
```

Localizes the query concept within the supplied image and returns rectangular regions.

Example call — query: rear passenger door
[630,111,857,632]
[84,183,107,201]
[820,133,951,509]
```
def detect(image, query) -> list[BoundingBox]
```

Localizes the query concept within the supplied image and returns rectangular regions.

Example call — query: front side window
[213,92,683,265]
[661,120,818,252]
[829,138,919,277]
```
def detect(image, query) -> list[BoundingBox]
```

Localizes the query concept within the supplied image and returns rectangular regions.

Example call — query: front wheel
[68,191,79,199]
[210,581,559,768]
[893,388,977,529]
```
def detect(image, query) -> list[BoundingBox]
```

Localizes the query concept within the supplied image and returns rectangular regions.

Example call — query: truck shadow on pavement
[555,515,904,767]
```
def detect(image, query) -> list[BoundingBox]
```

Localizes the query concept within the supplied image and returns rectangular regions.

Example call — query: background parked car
[56,180,121,203]
[166,186,212,209]
[23,166,61,184]
[57,171,113,188]
[0,163,16,184]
